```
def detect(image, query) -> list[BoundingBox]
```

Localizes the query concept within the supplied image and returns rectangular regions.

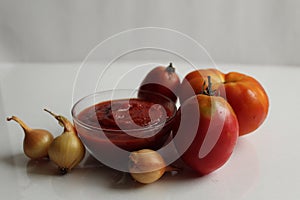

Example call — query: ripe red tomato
[138,63,180,103]
[179,69,269,136]
[174,81,239,175]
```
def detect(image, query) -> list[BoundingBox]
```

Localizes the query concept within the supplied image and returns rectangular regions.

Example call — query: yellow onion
[6,116,54,159]
[129,149,177,184]
[44,109,85,174]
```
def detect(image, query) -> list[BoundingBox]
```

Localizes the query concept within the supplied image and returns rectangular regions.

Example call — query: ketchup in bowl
[78,99,172,132]
[72,90,177,158]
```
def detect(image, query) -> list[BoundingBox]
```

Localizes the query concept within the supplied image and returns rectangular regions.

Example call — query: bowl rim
[71,89,177,133]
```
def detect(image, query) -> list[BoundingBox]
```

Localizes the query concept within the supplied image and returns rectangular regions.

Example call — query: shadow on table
[1,151,205,188]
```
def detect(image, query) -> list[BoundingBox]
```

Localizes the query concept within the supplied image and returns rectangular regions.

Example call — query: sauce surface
[77,98,172,131]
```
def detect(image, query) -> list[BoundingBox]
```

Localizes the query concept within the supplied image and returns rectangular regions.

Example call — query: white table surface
[0,62,299,200]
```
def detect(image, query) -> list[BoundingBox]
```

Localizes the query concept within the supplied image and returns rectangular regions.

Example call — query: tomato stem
[203,76,216,96]
[166,63,175,73]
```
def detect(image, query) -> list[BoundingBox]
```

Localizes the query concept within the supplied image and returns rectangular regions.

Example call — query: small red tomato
[179,69,269,136]
[174,77,239,175]
[138,63,180,103]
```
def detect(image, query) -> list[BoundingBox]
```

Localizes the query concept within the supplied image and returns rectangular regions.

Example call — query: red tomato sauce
[75,98,176,152]
[77,98,172,131]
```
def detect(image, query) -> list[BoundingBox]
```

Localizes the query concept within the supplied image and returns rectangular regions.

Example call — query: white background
[1,1,300,200]
[0,0,299,65]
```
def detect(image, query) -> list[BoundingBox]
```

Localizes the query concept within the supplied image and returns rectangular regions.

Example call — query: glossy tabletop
[0,62,299,200]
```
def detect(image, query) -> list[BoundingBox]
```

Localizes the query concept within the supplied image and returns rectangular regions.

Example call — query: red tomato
[179,69,269,136]
[174,83,239,175]
[138,63,180,103]
[179,69,224,101]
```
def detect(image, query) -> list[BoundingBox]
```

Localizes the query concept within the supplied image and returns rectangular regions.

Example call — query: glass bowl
[71,89,177,169]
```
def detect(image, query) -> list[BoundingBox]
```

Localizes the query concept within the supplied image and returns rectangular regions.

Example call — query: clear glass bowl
[72,89,177,162]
